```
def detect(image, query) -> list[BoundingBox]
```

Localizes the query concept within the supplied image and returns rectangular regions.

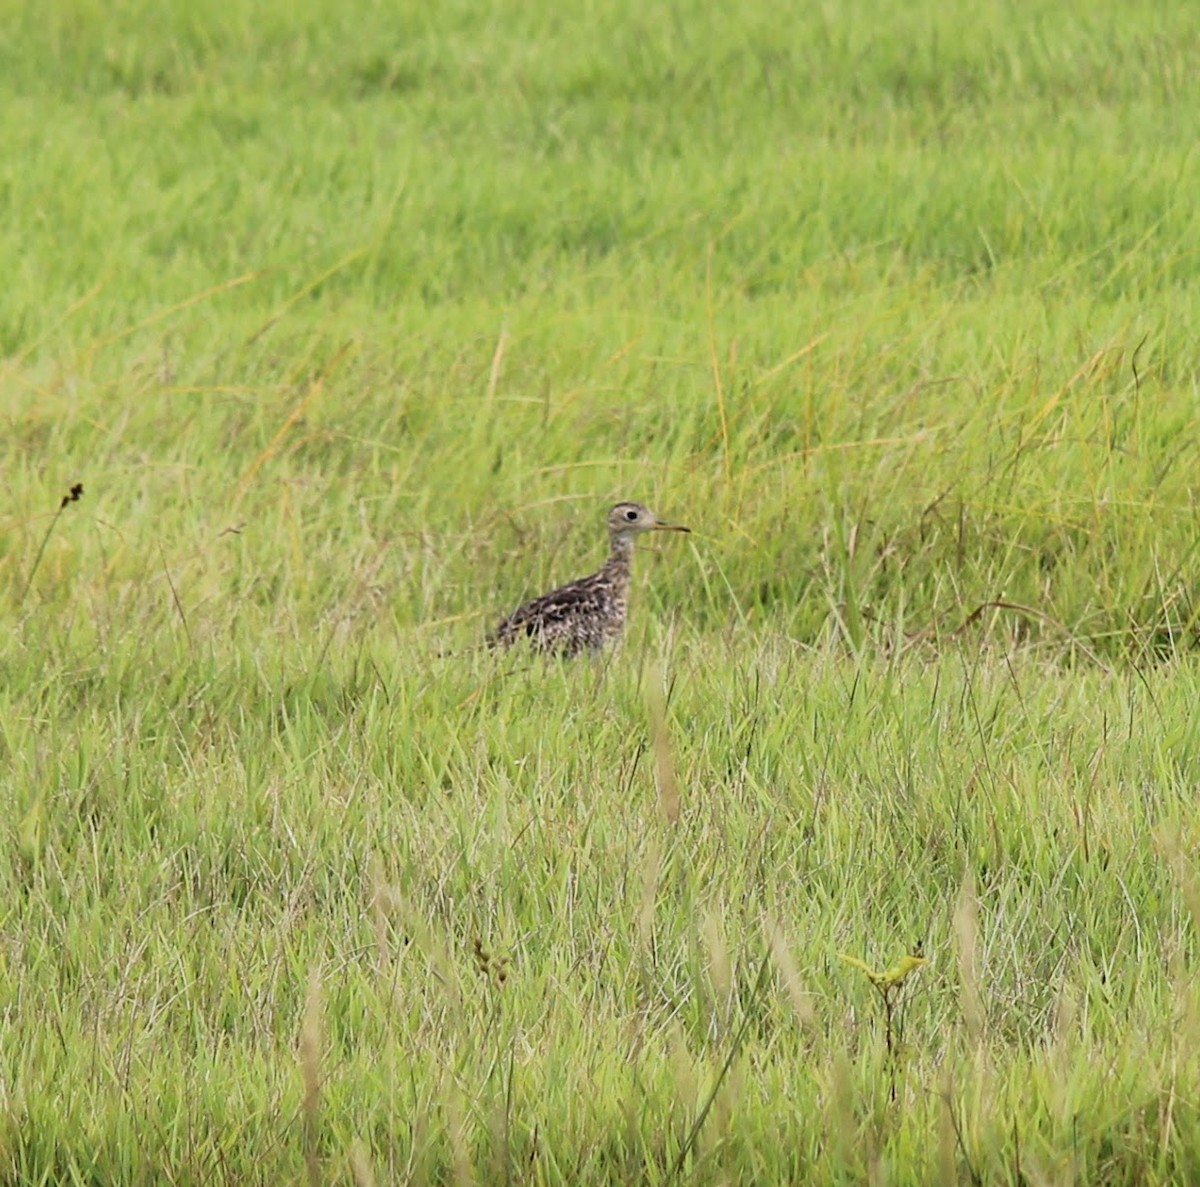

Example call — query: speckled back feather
[491,554,631,657]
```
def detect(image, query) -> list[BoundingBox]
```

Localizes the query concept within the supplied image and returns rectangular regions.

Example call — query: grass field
[6,0,1200,1182]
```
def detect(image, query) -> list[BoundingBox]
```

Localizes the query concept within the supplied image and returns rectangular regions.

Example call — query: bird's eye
[625,509,638,521]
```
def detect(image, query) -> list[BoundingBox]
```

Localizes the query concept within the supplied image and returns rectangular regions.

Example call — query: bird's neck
[603,533,635,580]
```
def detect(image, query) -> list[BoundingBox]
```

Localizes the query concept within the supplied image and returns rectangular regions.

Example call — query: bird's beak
[653,521,690,533]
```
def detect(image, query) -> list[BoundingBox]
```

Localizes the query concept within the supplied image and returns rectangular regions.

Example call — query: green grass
[5,0,1200,1181]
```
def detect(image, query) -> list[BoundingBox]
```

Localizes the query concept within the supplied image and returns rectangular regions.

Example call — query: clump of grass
[839,946,927,1101]
[300,969,323,1187]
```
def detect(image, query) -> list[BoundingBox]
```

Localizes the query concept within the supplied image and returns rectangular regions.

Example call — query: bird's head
[607,501,690,541]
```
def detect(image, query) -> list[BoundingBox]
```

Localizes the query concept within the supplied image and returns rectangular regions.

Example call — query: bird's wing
[491,571,607,641]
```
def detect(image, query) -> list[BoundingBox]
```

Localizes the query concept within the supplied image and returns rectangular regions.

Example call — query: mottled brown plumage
[490,502,689,657]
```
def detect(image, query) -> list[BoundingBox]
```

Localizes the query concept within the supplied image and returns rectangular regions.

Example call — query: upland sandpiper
[490,501,690,657]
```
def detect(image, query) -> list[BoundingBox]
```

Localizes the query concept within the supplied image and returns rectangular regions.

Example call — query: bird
[489,501,690,657]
